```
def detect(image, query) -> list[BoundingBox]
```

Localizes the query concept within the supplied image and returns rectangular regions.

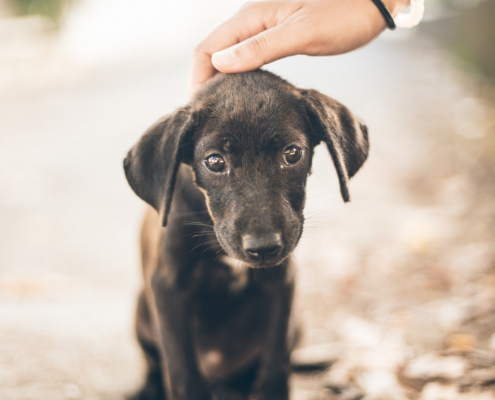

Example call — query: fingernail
[212,49,238,69]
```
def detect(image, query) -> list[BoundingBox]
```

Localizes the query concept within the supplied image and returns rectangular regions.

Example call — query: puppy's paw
[248,387,289,400]
[249,394,288,400]
[250,373,289,400]
[126,382,165,400]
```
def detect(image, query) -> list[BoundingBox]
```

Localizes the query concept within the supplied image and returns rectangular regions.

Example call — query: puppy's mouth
[230,253,290,269]
[215,234,291,268]
[243,254,291,268]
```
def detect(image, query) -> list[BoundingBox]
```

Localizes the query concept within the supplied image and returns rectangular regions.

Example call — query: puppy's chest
[190,256,267,332]
[192,255,249,303]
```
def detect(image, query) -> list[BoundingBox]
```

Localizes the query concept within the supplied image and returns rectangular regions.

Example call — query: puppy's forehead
[193,73,308,150]
[209,73,301,113]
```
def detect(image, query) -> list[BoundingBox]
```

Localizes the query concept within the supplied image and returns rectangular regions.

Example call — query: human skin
[190,0,411,93]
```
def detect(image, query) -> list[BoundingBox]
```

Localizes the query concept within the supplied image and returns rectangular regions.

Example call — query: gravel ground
[1,17,494,400]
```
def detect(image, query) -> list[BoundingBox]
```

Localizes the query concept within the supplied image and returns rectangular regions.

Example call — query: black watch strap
[370,0,397,30]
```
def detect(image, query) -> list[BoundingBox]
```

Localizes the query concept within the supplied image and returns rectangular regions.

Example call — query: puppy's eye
[205,154,226,172]
[283,146,302,164]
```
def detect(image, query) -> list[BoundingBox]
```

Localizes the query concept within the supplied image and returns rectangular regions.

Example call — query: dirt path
[1,30,494,399]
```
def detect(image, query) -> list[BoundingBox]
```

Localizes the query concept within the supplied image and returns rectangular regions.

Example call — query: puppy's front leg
[251,264,295,400]
[151,262,211,400]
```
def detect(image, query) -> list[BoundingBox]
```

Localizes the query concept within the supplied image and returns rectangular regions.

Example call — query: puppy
[124,70,369,400]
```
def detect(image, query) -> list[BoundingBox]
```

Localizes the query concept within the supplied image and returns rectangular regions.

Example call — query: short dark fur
[123,70,369,400]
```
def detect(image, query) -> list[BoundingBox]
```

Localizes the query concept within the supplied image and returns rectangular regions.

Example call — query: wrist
[382,0,411,17]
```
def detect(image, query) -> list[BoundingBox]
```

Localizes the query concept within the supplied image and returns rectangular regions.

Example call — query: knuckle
[239,1,256,11]
[192,42,206,57]
[239,0,268,15]
[245,35,268,58]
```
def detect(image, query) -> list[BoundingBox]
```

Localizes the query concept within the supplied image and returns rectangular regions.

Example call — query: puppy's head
[124,71,368,267]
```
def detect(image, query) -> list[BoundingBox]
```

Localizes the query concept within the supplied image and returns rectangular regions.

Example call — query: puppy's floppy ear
[299,89,369,202]
[123,106,195,226]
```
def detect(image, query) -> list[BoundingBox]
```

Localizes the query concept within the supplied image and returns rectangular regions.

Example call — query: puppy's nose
[242,233,282,262]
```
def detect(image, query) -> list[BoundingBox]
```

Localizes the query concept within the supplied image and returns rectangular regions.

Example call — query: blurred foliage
[8,0,72,22]
[420,0,495,81]
[451,0,495,81]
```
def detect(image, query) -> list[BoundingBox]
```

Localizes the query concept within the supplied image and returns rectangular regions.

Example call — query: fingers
[189,1,302,93]
[189,2,276,93]
[211,22,305,73]
[189,50,217,94]
[190,0,393,93]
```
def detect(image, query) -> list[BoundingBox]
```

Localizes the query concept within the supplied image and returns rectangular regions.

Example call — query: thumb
[212,25,299,73]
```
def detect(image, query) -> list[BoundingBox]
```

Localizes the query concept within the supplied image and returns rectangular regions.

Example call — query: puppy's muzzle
[242,233,283,262]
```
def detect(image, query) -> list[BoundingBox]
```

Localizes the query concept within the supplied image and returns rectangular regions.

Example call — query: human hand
[190,0,410,93]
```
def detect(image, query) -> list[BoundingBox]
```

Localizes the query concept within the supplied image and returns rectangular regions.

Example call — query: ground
[0,14,494,400]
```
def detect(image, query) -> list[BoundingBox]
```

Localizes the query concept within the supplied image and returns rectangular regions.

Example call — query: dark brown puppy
[124,70,369,400]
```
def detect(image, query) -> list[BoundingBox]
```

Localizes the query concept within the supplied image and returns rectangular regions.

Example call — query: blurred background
[0,0,494,399]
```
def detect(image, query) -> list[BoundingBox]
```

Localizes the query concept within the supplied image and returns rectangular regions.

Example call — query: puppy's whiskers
[183,221,214,228]
[190,239,220,253]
